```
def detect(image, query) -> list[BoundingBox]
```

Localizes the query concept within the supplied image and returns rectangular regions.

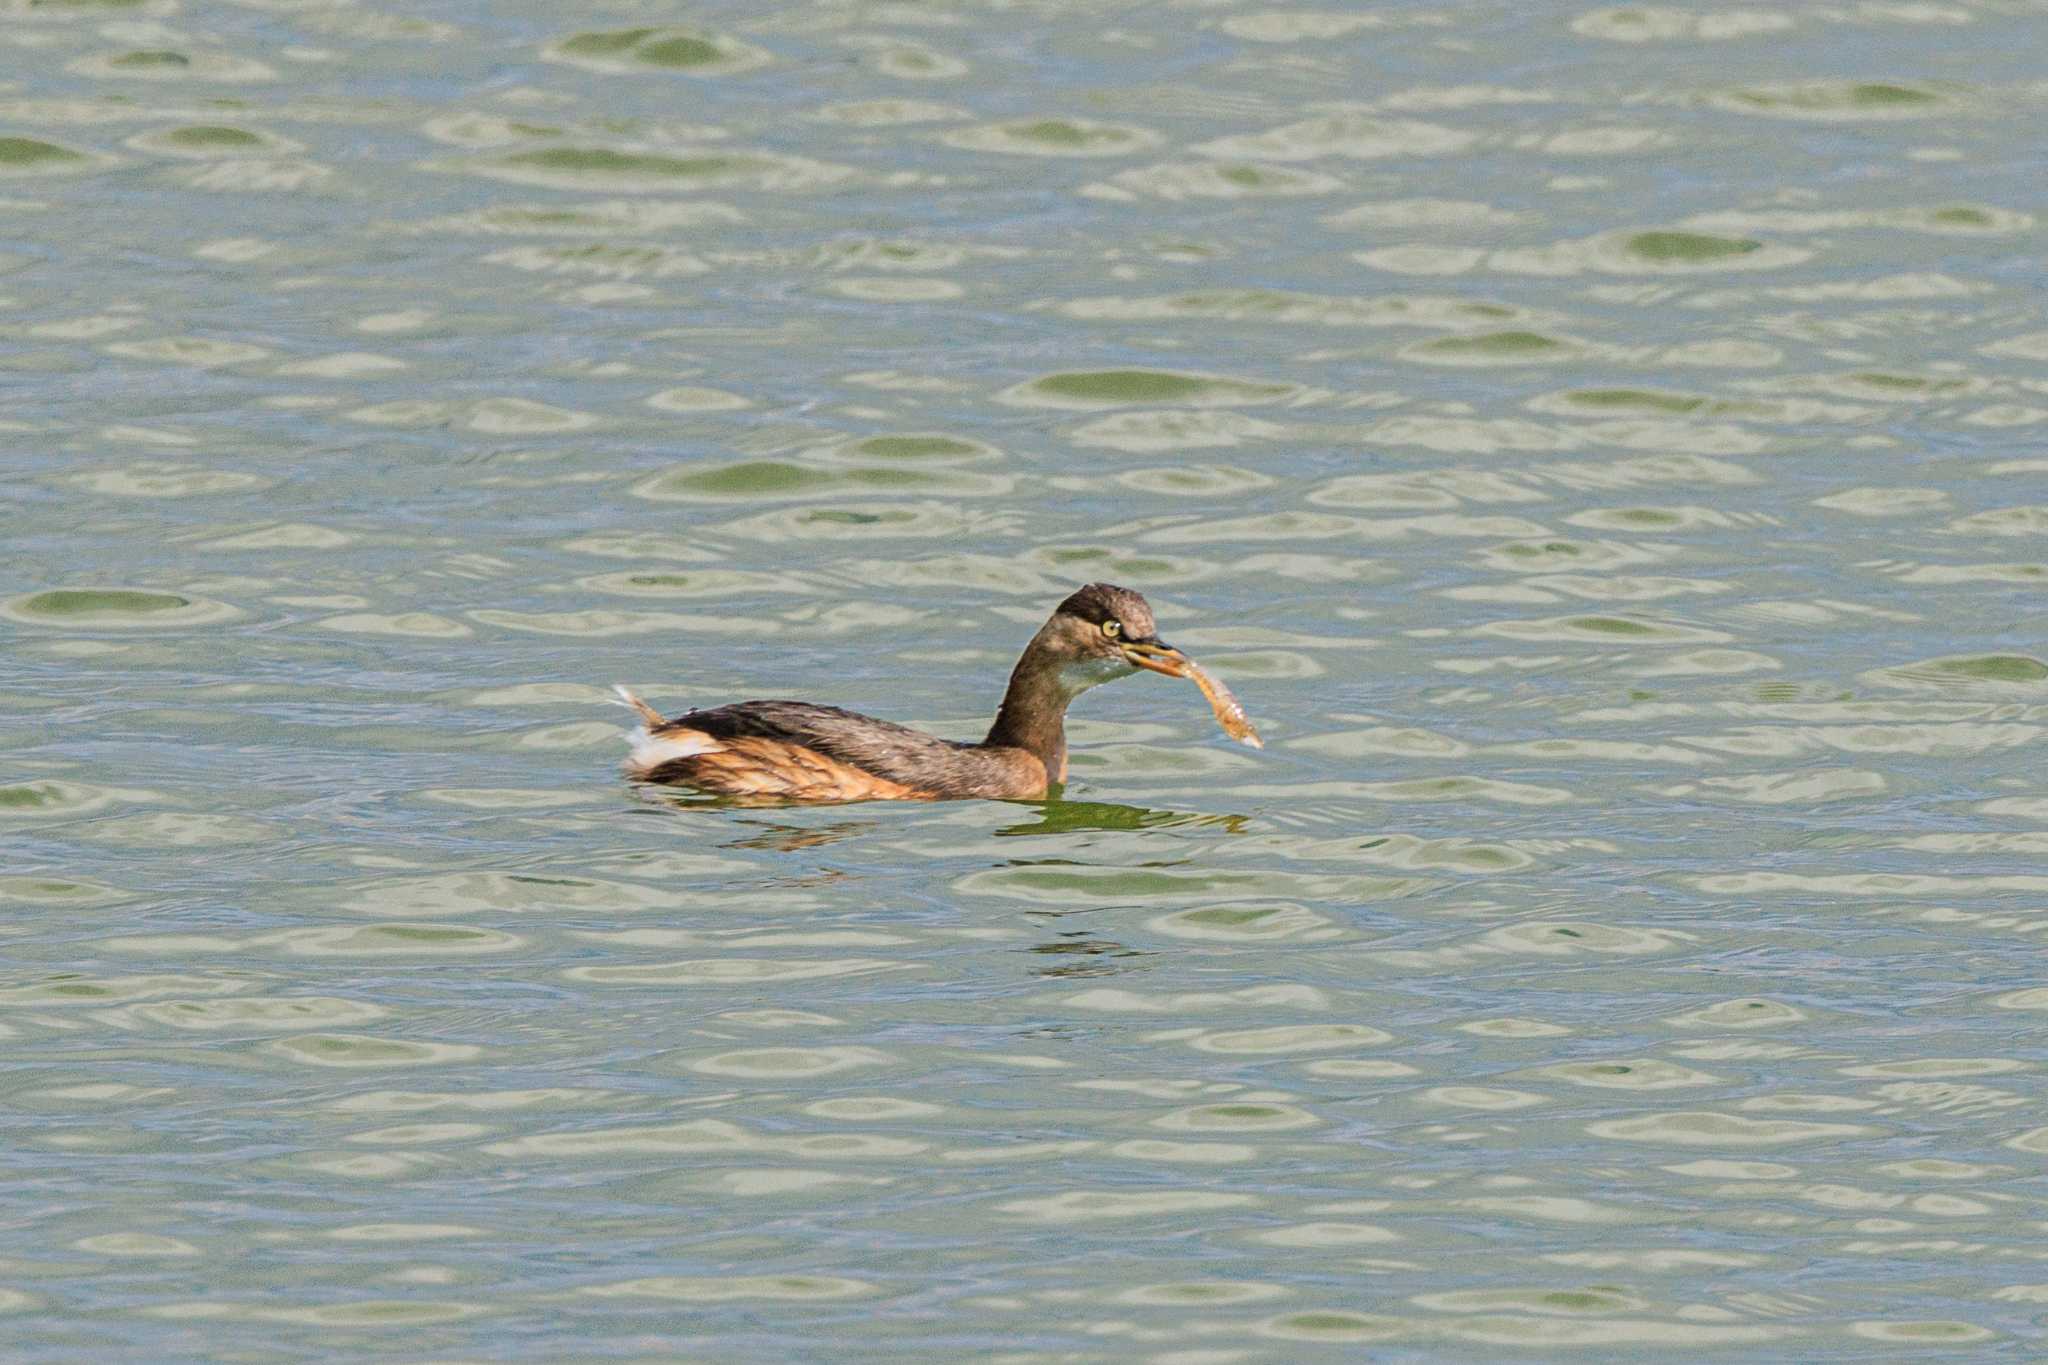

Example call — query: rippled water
[6,0,2048,1356]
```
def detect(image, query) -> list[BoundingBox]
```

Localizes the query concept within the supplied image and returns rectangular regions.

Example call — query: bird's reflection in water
[634,787,1246,843]
[630,786,879,852]
[1026,929,1148,979]
[631,791,1246,925]
[995,797,1250,838]
[1001,800,1246,976]
[722,820,878,854]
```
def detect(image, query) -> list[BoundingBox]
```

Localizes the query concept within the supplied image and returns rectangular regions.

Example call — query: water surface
[5,0,2048,1357]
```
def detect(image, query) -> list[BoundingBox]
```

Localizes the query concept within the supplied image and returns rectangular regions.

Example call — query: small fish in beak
[1122,639,1262,748]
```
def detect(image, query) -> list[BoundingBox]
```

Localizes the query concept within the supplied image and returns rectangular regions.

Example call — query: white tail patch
[614,685,720,776]
[625,726,723,776]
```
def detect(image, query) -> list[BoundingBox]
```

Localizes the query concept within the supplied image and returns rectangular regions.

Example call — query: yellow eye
[1102,620,1122,638]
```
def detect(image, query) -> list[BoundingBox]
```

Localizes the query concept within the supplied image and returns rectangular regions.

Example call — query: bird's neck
[982,639,1071,784]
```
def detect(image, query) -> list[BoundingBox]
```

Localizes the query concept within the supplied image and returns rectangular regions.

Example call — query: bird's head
[1037,581,1191,694]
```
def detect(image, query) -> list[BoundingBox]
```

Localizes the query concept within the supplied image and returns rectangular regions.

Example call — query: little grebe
[615,582,1255,802]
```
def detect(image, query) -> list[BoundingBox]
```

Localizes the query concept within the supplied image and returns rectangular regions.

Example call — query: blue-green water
[5,1,2048,1357]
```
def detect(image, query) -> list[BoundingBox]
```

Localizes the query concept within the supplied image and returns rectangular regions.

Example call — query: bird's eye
[1102,620,1122,638]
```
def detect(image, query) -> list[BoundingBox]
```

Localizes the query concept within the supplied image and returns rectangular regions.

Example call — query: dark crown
[1056,582,1156,638]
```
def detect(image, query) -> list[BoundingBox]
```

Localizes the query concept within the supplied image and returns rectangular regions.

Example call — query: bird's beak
[1120,637,1191,678]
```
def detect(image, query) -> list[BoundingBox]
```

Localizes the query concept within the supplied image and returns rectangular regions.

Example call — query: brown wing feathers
[645,733,930,802]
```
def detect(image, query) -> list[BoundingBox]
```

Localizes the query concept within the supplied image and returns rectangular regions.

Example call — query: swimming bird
[615,583,1254,803]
